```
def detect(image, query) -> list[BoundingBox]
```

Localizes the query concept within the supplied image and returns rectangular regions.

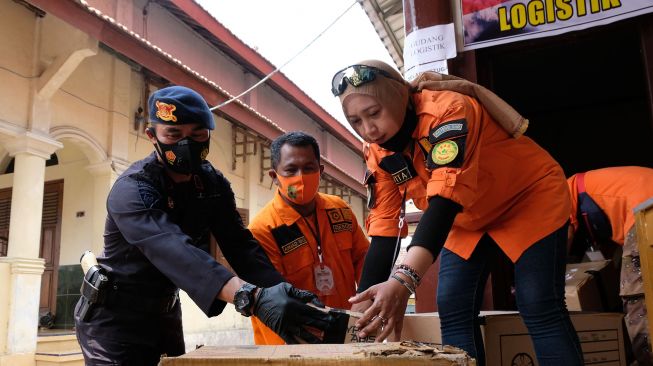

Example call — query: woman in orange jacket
[332,60,583,366]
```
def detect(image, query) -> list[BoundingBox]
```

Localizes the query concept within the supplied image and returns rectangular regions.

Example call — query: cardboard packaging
[484,312,626,366]
[398,311,518,346]
[565,260,620,311]
[397,312,626,366]
[400,312,442,344]
[159,342,476,365]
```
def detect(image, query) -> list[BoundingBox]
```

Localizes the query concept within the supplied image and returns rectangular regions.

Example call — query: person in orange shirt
[567,166,653,365]
[331,60,583,366]
[249,131,370,344]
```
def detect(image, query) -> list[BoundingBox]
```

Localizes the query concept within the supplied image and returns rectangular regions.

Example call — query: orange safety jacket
[364,89,570,263]
[249,191,369,344]
[567,166,653,246]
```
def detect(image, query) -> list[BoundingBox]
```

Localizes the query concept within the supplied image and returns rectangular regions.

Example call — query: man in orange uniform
[249,131,370,344]
[567,166,653,365]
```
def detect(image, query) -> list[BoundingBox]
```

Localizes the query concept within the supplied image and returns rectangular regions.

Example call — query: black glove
[254,282,334,344]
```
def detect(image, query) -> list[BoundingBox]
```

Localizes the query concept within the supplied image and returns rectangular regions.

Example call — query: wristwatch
[234,283,258,317]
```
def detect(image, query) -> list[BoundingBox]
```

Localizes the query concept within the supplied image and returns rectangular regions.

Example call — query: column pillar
[0,132,61,365]
[85,159,128,255]
[246,146,261,219]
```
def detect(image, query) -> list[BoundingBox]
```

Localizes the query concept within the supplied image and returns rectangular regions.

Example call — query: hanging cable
[210,0,360,111]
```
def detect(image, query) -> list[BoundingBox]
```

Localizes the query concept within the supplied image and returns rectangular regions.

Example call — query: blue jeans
[437,224,584,366]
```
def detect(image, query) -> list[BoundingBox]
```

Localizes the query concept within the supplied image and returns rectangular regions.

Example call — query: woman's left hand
[348,278,411,342]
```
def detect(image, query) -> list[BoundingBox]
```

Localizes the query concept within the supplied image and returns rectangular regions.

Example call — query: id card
[314,264,335,296]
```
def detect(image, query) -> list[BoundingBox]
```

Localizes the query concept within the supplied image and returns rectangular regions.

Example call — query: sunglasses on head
[330,64,403,97]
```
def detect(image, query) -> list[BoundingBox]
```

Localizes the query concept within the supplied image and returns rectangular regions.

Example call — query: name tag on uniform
[392,168,412,184]
[378,153,417,185]
[271,223,309,255]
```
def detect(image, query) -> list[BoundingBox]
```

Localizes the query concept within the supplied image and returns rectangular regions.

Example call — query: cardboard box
[399,311,517,345]
[397,312,626,366]
[158,342,476,365]
[400,312,442,344]
[565,260,620,311]
[484,312,626,366]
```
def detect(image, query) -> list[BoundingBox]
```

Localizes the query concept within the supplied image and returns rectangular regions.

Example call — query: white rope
[210,0,360,111]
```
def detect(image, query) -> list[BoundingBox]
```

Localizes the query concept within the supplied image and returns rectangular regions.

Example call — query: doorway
[473,17,653,310]
[0,180,64,319]
[476,17,653,175]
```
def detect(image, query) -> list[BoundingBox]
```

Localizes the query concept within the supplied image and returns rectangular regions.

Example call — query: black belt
[105,287,179,314]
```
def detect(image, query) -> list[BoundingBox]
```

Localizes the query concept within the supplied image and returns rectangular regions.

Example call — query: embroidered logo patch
[155,101,178,122]
[432,140,459,165]
[165,150,176,164]
[287,185,298,199]
[328,209,343,222]
[326,208,353,233]
[341,208,353,221]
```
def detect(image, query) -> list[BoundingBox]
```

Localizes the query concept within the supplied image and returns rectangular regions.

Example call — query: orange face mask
[276,171,321,205]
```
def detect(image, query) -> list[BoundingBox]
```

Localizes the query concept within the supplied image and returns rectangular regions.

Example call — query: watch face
[234,284,256,316]
[235,292,248,308]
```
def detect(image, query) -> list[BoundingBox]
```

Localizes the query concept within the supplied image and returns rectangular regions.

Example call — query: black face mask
[153,134,210,175]
[379,103,418,153]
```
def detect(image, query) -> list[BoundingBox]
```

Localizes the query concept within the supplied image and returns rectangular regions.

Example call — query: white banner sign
[403,23,456,80]
[462,0,653,51]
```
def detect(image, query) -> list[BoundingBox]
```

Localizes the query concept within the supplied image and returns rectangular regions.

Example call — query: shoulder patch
[429,119,468,144]
[271,223,309,255]
[426,119,468,169]
[427,138,466,169]
[326,208,353,233]
[136,180,162,209]
[432,140,459,165]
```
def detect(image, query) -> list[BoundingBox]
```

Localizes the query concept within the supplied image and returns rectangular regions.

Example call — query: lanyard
[389,143,413,274]
[389,189,408,274]
[302,212,323,264]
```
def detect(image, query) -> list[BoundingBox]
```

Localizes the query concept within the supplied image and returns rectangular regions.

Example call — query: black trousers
[74,297,185,366]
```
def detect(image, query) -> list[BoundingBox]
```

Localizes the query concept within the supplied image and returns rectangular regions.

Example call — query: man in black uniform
[74,86,334,365]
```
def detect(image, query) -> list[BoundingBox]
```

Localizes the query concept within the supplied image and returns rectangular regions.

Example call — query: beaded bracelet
[398,264,422,284]
[390,273,416,295]
[395,268,419,289]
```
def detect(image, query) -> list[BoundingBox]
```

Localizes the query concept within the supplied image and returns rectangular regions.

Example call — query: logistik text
[498,0,622,31]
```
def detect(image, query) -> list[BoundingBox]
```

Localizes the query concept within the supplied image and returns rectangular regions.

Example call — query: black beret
[148,86,215,130]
